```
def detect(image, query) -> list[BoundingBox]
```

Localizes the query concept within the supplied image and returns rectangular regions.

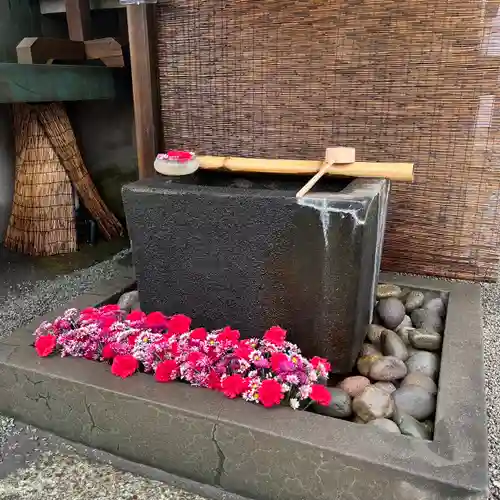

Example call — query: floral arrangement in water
[33,305,331,410]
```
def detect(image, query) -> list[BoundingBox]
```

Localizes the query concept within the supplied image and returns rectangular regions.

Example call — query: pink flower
[207,370,222,391]
[111,355,138,378]
[35,335,56,357]
[263,326,287,346]
[310,384,331,406]
[217,327,240,344]
[270,352,288,373]
[311,356,331,373]
[168,314,192,334]
[101,343,115,360]
[190,328,207,342]
[221,374,248,398]
[127,334,139,346]
[146,312,169,330]
[100,304,121,313]
[259,379,283,408]
[155,360,178,382]
[127,311,146,323]
[234,341,252,360]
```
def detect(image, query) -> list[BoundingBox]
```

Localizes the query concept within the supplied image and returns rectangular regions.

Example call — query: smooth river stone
[381,330,409,361]
[393,407,432,439]
[357,354,382,377]
[377,298,406,330]
[395,315,413,333]
[376,284,402,299]
[392,386,436,420]
[406,351,440,380]
[409,329,442,351]
[423,296,446,318]
[311,388,352,418]
[411,308,444,334]
[118,290,140,312]
[374,382,397,394]
[360,343,381,357]
[369,356,408,381]
[367,418,401,434]
[338,376,371,398]
[396,326,414,346]
[367,324,386,346]
[401,372,438,395]
[405,290,425,313]
[352,386,394,422]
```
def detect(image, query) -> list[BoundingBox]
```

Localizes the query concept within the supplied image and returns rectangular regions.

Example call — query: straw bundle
[36,103,123,240]
[4,104,77,256]
[155,0,500,281]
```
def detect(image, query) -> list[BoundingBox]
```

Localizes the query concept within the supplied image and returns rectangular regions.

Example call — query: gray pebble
[117,290,140,312]
[357,354,382,377]
[392,386,436,420]
[401,372,438,395]
[411,308,444,334]
[393,407,432,439]
[376,284,402,299]
[367,418,401,434]
[352,386,394,422]
[397,326,415,346]
[367,324,386,346]
[406,351,440,380]
[395,315,413,333]
[377,298,406,330]
[405,290,425,313]
[360,343,381,357]
[423,296,446,318]
[374,381,397,394]
[311,388,352,418]
[369,356,408,381]
[409,329,442,351]
[381,330,409,361]
[338,376,371,398]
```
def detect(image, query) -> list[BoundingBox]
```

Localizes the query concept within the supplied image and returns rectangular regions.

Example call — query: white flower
[290,398,300,410]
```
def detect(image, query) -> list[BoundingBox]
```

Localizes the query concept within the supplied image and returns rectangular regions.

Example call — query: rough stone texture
[0,274,488,500]
[123,176,390,373]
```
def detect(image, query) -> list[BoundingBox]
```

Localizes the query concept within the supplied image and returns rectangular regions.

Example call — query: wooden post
[65,0,91,41]
[127,4,159,179]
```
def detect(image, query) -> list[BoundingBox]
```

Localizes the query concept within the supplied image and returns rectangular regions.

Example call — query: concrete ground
[0,247,495,499]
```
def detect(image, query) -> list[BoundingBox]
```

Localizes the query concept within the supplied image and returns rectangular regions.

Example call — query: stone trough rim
[0,272,487,498]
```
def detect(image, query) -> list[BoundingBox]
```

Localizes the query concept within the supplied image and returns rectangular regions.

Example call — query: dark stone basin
[123,173,389,373]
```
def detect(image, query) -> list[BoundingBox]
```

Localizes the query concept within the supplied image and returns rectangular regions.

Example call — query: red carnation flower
[263,326,287,346]
[217,326,240,344]
[127,310,146,323]
[101,343,115,360]
[190,328,207,342]
[259,379,284,408]
[127,334,139,346]
[168,314,192,334]
[111,355,138,378]
[207,370,222,391]
[169,341,180,357]
[187,351,203,366]
[270,352,289,373]
[100,304,121,313]
[155,359,178,382]
[221,374,248,399]
[311,356,331,373]
[81,307,97,315]
[35,335,56,357]
[146,312,169,331]
[234,341,252,360]
[310,384,331,406]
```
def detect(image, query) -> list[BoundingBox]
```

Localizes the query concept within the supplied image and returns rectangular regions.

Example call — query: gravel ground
[0,254,495,499]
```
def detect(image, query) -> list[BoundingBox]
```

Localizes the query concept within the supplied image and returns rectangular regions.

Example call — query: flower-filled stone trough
[0,272,487,500]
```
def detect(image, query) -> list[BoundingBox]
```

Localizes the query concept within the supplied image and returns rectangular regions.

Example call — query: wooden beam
[17,37,85,64]
[84,37,125,67]
[40,0,122,14]
[65,0,91,41]
[127,4,159,178]
[0,63,115,103]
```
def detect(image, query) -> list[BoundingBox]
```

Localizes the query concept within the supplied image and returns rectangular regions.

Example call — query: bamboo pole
[197,155,414,182]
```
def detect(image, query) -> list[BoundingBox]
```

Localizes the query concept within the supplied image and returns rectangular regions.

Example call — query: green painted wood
[0,63,116,103]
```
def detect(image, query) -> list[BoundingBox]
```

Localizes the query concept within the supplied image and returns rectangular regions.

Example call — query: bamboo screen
[156,0,500,281]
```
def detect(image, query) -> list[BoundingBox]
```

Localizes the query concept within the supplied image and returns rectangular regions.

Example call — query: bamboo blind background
[156,0,500,281]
